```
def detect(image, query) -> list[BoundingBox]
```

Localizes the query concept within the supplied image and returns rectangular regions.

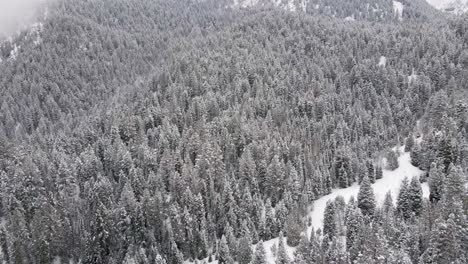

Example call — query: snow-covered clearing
[378,56,387,67]
[393,1,404,21]
[262,237,295,264]
[307,146,428,235]
[408,71,418,83]
[426,0,468,13]
[185,146,429,264]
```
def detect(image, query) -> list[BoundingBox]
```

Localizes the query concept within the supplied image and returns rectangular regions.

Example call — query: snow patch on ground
[307,146,428,235]
[426,0,468,13]
[231,0,307,12]
[300,0,307,12]
[262,237,295,264]
[393,1,404,20]
[186,145,428,264]
[344,16,356,21]
[9,43,20,61]
[287,1,297,12]
[0,21,44,63]
[184,238,295,264]
[408,71,418,83]
[378,56,387,67]
[242,0,260,8]
[30,22,43,46]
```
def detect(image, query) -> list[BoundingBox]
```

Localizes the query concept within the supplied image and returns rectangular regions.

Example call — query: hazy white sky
[0,0,48,38]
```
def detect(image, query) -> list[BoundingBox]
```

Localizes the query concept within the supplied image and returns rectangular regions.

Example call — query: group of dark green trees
[0,0,466,263]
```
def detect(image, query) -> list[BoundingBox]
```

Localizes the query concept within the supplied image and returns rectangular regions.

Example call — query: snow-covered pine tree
[275,232,290,264]
[357,175,376,217]
[218,235,233,264]
[252,240,267,264]
[375,165,383,180]
[237,235,252,264]
[386,150,399,171]
[405,134,415,152]
[323,201,336,238]
[284,206,302,247]
[428,162,444,203]
[408,177,423,216]
[397,177,411,220]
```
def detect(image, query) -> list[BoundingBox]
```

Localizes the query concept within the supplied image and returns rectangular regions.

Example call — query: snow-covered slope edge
[229,0,308,12]
[307,146,429,235]
[426,0,468,14]
[185,145,428,264]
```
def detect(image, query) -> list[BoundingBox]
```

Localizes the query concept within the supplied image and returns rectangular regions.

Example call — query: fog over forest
[0,0,49,38]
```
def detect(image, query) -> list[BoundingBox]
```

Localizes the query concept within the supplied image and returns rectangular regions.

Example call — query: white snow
[307,146,428,234]
[9,43,20,61]
[184,238,296,264]
[426,0,468,13]
[231,0,308,12]
[30,22,43,46]
[262,237,296,264]
[408,69,418,83]
[186,144,429,264]
[241,0,259,8]
[393,1,404,21]
[344,16,356,22]
[378,56,387,67]
[427,0,467,9]
[287,1,297,12]
[300,0,307,12]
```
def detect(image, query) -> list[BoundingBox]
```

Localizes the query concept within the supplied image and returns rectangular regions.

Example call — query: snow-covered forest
[0,0,467,263]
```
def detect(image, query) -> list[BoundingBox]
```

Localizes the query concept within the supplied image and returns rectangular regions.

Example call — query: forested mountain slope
[216,0,442,21]
[0,0,466,263]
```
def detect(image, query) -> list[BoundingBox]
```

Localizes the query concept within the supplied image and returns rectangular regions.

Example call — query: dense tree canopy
[0,0,466,263]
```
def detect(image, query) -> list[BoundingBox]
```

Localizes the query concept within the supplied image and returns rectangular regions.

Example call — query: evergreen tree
[264,199,276,240]
[405,134,415,152]
[357,175,376,217]
[323,201,336,238]
[375,166,383,180]
[284,207,302,247]
[275,232,290,264]
[293,234,309,264]
[327,236,350,264]
[445,164,465,202]
[397,177,411,220]
[411,144,424,169]
[428,163,444,203]
[346,206,363,255]
[366,159,376,183]
[386,150,399,171]
[420,216,467,264]
[252,240,267,264]
[84,201,111,264]
[408,177,423,216]
[218,236,233,264]
[237,234,253,264]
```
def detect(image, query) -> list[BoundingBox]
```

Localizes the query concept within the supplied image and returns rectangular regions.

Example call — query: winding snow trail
[185,146,429,264]
[260,146,428,263]
[307,146,429,236]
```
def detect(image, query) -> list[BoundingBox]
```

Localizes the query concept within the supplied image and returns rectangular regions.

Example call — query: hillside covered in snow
[426,0,468,14]
[222,0,441,21]
[0,0,466,264]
